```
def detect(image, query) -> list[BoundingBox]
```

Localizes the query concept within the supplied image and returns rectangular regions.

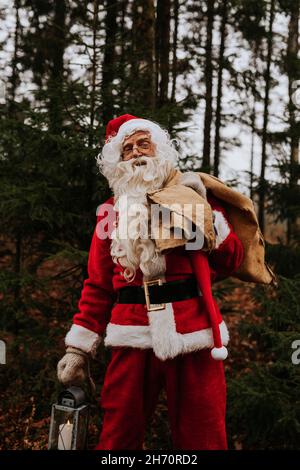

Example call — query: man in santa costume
[57,114,245,450]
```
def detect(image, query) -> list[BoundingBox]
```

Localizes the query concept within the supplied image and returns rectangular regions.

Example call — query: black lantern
[48,386,89,450]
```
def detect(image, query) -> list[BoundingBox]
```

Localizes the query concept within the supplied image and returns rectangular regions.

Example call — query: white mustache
[129,155,155,165]
[103,153,174,200]
[118,156,160,182]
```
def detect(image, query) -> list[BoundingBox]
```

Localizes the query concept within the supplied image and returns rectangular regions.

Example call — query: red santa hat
[105,114,167,144]
[187,248,228,360]
[105,114,138,141]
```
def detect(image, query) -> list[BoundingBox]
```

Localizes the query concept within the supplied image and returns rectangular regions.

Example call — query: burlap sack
[147,169,277,286]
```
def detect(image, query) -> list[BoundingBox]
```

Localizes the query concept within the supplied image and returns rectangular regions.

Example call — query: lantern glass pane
[48,404,89,450]
[48,405,76,450]
[73,406,89,449]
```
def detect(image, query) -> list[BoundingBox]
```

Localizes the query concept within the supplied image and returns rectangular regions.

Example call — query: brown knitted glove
[57,346,89,387]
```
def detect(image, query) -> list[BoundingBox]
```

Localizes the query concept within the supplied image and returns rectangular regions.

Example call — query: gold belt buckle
[143,279,166,312]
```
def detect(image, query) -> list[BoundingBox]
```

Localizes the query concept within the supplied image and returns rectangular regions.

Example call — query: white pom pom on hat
[211,346,228,361]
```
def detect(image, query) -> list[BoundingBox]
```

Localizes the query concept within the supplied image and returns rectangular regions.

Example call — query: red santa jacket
[65,193,244,361]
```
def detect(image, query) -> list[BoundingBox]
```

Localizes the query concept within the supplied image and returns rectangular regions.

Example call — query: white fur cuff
[65,324,101,358]
[213,210,230,248]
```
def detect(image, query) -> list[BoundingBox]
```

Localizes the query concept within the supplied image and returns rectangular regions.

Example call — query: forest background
[0,0,299,450]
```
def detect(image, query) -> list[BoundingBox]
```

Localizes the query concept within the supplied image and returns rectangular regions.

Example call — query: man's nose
[132,146,142,157]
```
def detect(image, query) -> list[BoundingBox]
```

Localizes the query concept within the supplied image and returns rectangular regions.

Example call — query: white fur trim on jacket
[104,315,229,361]
[180,171,207,199]
[213,210,230,248]
[65,324,101,358]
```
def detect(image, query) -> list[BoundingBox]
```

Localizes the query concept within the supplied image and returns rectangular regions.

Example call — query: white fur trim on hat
[116,119,167,143]
[213,210,230,248]
[65,324,101,358]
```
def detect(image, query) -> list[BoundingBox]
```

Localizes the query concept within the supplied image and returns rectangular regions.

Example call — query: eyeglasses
[122,140,152,158]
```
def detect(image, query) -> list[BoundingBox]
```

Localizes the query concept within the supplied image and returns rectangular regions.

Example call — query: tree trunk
[249,44,259,200]
[156,0,171,106]
[89,0,99,147]
[8,1,23,333]
[8,0,21,116]
[102,0,118,123]
[249,102,255,200]
[48,0,66,134]
[171,0,179,103]
[258,0,275,235]
[202,0,214,173]
[131,0,155,111]
[7,0,21,164]
[213,0,227,177]
[287,0,299,244]
[119,0,128,110]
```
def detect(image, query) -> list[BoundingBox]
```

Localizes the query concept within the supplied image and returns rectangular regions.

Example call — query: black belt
[117,277,200,311]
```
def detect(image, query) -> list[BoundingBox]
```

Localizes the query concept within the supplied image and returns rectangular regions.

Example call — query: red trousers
[96,347,227,450]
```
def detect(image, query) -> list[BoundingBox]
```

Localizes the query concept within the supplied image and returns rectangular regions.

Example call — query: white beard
[108,155,174,282]
[106,155,174,199]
